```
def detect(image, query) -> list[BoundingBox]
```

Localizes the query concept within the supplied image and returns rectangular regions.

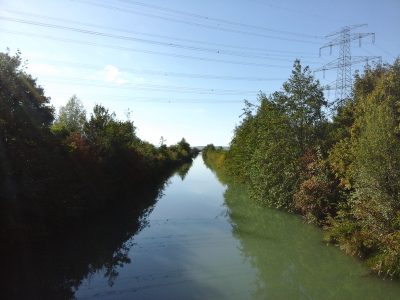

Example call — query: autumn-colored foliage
[0,51,198,238]
[203,58,400,278]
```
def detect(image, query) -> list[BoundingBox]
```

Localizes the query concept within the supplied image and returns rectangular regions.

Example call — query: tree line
[0,51,198,240]
[202,58,400,278]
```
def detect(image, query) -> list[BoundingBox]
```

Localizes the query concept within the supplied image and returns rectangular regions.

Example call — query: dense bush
[215,60,327,210]
[203,58,400,278]
[0,51,197,238]
[326,60,400,277]
[293,149,339,224]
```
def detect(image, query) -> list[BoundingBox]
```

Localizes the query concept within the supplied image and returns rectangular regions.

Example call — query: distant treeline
[203,58,400,278]
[0,51,198,240]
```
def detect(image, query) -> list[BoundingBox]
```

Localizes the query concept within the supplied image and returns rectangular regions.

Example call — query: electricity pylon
[315,24,380,103]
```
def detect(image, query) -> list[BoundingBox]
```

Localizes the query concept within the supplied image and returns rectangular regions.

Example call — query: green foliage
[213,60,328,209]
[0,50,54,135]
[202,144,229,183]
[293,149,339,224]
[326,59,400,277]
[204,58,400,278]
[52,95,86,135]
[0,51,197,240]
[245,97,299,208]
[225,100,259,181]
[202,144,226,168]
[84,104,137,158]
[272,59,327,152]
[0,50,60,207]
[0,50,55,176]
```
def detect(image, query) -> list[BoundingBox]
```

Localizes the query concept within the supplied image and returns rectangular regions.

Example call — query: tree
[327,59,400,277]
[246,97,299,208]
[177,138,190,153]
[226,99,258,181]
[52,95,86,134]
[0,51,54,142]
[0,51,54,200]
[272,59,327,152]
[84,104,136,157]
[223,61,327,209]
[0,50,197,248]
[293,149,339,224]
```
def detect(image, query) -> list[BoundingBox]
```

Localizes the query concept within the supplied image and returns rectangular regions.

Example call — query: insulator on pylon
[316,25,376,105]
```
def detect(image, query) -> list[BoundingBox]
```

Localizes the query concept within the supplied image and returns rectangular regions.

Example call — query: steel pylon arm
[325,24,367,38]
[314,56,381,77]
[316,24,378,103]
[319,33,375,56]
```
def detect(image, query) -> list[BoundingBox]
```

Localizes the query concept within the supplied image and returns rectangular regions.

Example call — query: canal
[73,156,400,299]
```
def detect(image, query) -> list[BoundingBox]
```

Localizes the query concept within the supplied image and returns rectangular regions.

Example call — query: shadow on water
[1,162,194,300]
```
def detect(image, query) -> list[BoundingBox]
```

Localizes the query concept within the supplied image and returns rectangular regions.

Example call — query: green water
[71,156,400,299]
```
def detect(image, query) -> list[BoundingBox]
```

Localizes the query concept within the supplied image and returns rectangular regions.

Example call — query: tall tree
[84,104,137,158]
[0,51,54,200]
[272,59,327,152]
[247,97,299,208]
[0,51,54,142]
[52,95,86,134]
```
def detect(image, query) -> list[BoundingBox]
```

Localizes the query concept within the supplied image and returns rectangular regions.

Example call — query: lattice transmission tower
[315,24,381,103]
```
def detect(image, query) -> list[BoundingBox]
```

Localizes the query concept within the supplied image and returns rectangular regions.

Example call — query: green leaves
[326,58,400,277]
[205,58,400,278]
[52,95,86,135]
[0,51,198,240]
[273,59,327,152]
[0,51,54,140]
[221,60,328,209]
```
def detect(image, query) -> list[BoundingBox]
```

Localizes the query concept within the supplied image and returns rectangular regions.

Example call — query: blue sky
[1,0,399,146]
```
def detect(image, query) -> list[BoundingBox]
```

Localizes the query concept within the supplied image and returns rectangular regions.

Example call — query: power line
[114,0,324,39]
[29,58,287,82]
[248,0,339,22]
[41,77,263,95]
[71,0,321,45]
[2,9,319,58]
[0,29,316,68]
[38,71,334,95]
[373,44,397,61]
[0,16,321,63]
[53,93,249,104]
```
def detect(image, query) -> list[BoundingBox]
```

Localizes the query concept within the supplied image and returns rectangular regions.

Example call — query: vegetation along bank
[203,58,400,279]
[0,51,198,242]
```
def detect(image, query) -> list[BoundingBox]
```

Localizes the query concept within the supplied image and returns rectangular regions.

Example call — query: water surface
[74,156,400,299]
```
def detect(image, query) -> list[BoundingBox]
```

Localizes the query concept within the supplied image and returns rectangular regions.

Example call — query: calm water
[70,156,400,299]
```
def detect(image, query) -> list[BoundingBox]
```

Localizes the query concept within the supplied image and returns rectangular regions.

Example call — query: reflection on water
[176,162,192,181]
[4,157,400,299]
[2,171,171,300]
[223,184,400,300]
[75,157,255,299]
